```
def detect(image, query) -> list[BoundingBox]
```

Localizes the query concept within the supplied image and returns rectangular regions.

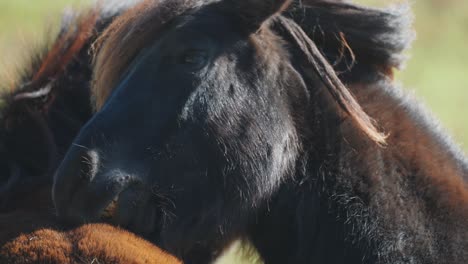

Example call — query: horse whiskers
[151,187,177,211]
[72,143,91,150]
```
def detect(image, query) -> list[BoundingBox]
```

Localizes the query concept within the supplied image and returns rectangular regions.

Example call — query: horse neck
[347,78,468,214]
[247,87,374,264]
[340,79,468,263]
[248,78,468,264]
[357,78,467,168]
[248,179,370,264]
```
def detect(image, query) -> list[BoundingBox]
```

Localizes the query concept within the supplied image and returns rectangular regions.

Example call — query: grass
[0,1,467,263]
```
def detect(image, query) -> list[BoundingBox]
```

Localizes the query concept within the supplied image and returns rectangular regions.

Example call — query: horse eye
[179,49,208,68]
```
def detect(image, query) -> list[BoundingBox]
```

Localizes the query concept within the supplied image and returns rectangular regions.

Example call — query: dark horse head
[52,0,423,262]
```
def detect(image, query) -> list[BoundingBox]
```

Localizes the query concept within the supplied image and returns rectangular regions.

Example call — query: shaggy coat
[49,0,467,264]
[1,197,180,264]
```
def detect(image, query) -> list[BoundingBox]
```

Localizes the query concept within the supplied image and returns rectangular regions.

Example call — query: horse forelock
[92,0,215,111]
[91,0,296,110]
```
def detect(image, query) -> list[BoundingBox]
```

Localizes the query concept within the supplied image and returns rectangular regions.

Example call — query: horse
[0,4,180,264]
[51,0,468,263]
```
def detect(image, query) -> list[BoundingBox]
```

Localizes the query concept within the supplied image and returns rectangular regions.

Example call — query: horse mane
[272,15,386,144]
[286,0,414,81]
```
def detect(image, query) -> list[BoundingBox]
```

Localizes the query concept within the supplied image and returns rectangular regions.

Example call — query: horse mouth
[96,185,165,240]
[100,198,119,222]
[91,171,148,225]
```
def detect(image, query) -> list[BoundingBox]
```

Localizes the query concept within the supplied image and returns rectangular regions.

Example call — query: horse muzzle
[52,146,145,226]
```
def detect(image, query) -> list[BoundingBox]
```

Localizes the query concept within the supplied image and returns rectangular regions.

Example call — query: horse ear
[228,0,293,31]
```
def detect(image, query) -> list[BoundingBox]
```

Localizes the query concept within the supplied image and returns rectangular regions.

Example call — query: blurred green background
[0,0,466,263]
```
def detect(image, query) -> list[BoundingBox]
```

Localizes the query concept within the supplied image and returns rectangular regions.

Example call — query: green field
[0,1,467,263]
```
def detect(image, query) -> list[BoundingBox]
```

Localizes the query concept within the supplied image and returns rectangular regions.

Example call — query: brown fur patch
[0,184,181,264]
[1,223,181,264]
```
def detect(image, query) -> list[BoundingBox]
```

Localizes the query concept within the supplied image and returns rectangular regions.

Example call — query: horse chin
[97,185,166,239]
[156,220,225,262]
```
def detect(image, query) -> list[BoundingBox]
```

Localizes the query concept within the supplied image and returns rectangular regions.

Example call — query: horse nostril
[53,147,101,219]
[80,150,100,182]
